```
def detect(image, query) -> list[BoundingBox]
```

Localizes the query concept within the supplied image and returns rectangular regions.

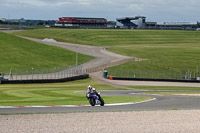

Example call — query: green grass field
[14,28,200,46]
[0,31,93,74]
[0,78,151,106]
[14,29,200,74]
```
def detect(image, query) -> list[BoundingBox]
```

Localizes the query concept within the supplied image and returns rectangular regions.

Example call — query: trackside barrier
[108,76,113,80]
[108,77,200,83]
[0,74,89,84]
[0,57,142,84]
[2,65,83,81]
[106,68,200,81]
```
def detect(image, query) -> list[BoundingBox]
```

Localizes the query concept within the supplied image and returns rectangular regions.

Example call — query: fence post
[42,69,43,80]
[32,68,34,80]
[47,69,48,79]
[67,68,69,77]
[26,69,28,80]
[54,67,56,79]
[58,71,60,79]
[37,72,39,80]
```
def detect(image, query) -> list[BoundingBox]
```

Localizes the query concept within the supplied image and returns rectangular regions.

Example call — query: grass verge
[0,78,151,106]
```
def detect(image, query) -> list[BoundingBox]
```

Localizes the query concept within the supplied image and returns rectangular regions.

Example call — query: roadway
[1,90,200,114]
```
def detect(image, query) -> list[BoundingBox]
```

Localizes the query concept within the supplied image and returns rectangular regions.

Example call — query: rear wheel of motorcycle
[89,98,95,106]
[99,97,104,106]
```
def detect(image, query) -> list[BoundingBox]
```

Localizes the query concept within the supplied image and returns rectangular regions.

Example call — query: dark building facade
[55,17,108,28]
[116,16,146,29]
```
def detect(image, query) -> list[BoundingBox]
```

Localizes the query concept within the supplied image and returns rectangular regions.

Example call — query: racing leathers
[86,88,99,99]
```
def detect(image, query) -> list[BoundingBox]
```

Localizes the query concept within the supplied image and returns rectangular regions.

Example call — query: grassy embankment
[0,31,93,74]
[0,78,151,106]
[0,31,151,106]
[14,29,200,76]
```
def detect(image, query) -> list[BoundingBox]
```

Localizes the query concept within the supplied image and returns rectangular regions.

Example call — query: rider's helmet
[88,85,92,90]
[92,88,96,93]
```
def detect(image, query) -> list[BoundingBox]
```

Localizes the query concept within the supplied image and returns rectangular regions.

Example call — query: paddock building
[116,16,200,30]
[55,17,109,28]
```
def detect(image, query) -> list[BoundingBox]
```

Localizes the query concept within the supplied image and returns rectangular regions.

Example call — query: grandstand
[116,16,146,29]
[116,16,200,30]
[55,17,109,28]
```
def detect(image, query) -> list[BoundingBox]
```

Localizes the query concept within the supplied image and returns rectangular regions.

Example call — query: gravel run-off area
[1,110,200,133]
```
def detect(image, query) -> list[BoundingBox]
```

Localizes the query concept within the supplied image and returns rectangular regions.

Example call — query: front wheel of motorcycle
[89,98,95,106]
[99,97,104,106]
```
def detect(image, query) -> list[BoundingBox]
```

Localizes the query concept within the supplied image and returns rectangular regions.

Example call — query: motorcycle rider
[86,85,99,99]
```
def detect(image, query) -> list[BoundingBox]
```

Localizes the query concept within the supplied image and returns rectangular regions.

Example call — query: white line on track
[104,98,156,106]
[0,98,156,109]
[129,93,164,96]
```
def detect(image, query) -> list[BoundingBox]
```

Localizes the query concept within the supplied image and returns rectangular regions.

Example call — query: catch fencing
[1,65,84,81]
[0,58,147,82]
[106,69,200,81]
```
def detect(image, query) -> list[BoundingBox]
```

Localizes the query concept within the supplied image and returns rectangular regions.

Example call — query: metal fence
[106,69,200,80]
[1,65,84,81]
[0,58,146,81]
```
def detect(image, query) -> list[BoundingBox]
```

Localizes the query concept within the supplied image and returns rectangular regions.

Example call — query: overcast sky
[0,0,199,22]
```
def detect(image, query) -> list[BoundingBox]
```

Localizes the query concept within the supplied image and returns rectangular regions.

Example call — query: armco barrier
[111,77,200,83]
[0,74,89,84]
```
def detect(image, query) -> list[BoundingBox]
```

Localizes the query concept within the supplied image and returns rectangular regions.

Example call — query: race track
[1,90,200,114]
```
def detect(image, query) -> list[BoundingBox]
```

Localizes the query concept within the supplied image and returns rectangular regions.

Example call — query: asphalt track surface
[1,90,200,114]
[1,32,200,114]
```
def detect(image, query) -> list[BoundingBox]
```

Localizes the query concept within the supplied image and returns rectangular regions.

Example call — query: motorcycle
[87,91,104,106]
